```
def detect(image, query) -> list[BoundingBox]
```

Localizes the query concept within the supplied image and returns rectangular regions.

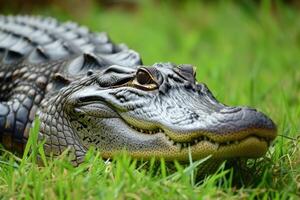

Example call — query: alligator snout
[164,106,277,144]
[220,106,276,134]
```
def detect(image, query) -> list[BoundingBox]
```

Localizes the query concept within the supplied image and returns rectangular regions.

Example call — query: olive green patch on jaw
[122,120,275,160]
[100,136,269,161]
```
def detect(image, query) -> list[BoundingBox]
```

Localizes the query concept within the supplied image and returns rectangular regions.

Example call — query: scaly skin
[0,16,276,165]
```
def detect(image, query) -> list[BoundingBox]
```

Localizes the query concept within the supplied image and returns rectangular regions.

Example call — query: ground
[0,1,299,199]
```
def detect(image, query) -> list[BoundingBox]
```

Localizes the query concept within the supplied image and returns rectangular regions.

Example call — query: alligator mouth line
[127,124,271,150]
[76,101,274,151]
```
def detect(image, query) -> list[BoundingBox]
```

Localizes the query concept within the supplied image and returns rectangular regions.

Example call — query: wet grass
[0,1,300,199]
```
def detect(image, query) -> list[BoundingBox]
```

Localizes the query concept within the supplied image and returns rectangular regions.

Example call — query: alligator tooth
[140,129,144,133]
[215,143,220,148]
[226,141,230,145]
[234,141,239,145]
[194,139,198,143]
[183,143,187,148]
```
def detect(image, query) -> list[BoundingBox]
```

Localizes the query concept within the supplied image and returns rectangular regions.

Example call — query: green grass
[1,1,300,199]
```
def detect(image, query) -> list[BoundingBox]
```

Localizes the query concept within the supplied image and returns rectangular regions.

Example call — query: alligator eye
[136,70,152,84]
[133,68,158,90]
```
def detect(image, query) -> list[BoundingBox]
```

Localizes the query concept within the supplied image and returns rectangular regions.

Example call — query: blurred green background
[0,0,300,198]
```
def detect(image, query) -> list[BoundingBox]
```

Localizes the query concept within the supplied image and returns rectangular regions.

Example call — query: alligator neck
[38,94,87,164]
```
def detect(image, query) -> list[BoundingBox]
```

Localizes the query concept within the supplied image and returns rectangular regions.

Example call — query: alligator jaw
[165,136,270,160]
[99,134,269,161]
[71,87,277,161]
[118,117,276,161]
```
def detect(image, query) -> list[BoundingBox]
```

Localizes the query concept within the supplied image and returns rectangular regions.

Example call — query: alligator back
[0,15,141,152]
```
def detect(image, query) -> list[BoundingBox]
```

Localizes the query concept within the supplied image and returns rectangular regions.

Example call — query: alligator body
[0,16,276,164]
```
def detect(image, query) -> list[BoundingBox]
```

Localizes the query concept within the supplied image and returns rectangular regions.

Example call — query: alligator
[0,15,277,165]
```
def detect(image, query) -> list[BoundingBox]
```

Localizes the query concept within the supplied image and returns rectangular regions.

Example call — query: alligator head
[39,63,276,162]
